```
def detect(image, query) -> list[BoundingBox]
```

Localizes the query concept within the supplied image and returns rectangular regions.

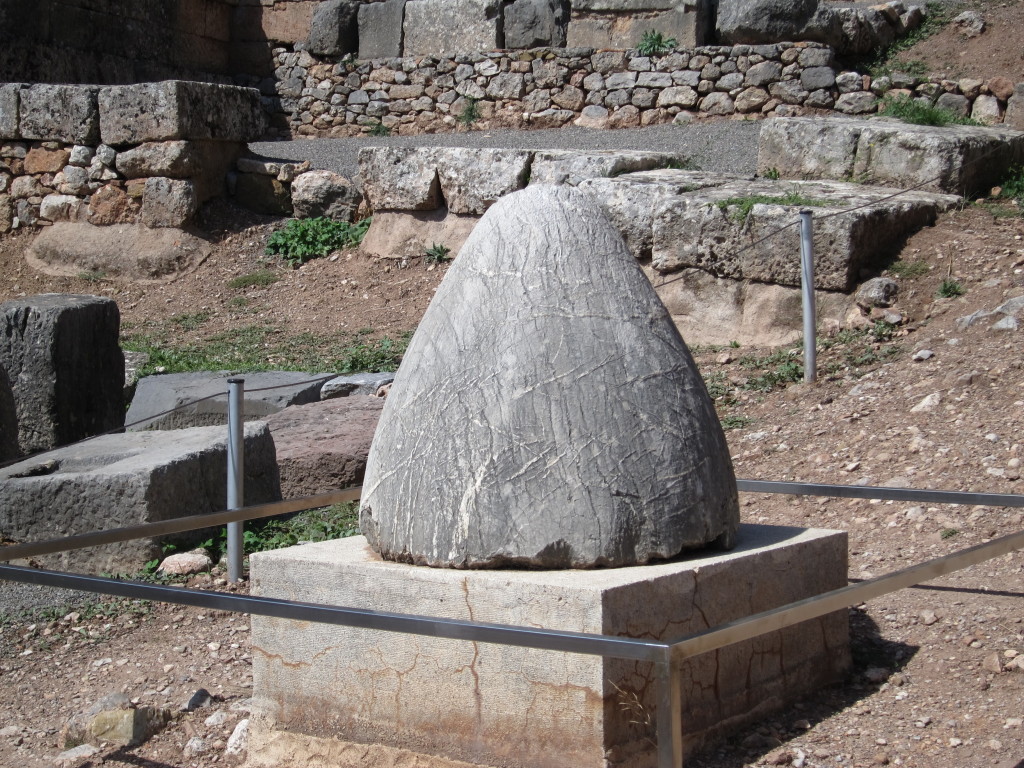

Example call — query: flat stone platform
[249,524,850,768]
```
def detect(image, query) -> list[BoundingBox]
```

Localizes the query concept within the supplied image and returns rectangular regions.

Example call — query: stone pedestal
[249,524,849,767]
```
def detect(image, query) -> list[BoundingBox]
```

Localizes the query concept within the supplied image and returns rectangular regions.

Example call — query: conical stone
[360,185,739,568]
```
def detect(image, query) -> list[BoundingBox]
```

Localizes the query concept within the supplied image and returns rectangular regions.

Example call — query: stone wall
[0,81,265,232]
[256,42,1024,138]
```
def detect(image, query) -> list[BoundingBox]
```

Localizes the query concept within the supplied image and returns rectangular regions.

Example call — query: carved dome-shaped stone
[360,185,739,568]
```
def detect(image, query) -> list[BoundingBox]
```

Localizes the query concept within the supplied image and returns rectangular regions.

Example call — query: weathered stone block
[99,81,266,146]
[358,147,441,210]
[505,0,569,48]
[403,0,502,57]
[141,177,197,228]
[758,116,1024,195]
[250,525,850,766]
[358,0,406,59]
[716,0,817,43]
[0,366,16,463]
[529,149,688,187]
[290,170,360,220]
[19,85,100,144]
[307,0,360,56]
[0,294,123,455]
[651,179,960,291]
[266,396,383,498]
[0,423,281,572]
[127,371,329,431]
[361,186,738,568]
[0,83,24,140]
[234,172,292,216]
[1006,84,1024,131]
[233,1,317,44]
[115,141,199,179]
[567,3,707,48]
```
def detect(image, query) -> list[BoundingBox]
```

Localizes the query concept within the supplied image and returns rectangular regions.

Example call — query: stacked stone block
[0,81,265,232]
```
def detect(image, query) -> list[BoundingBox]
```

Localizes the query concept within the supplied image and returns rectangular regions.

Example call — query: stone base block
[0,423,281,573]
[403,0,502,57]
[567,1,710,49]
[250,525,849,767]
[758,116,1024,196]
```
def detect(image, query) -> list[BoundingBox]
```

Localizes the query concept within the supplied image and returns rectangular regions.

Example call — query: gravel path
[249,120,764,179]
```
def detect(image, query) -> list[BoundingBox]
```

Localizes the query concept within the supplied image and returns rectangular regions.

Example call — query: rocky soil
[3,3,1024,766]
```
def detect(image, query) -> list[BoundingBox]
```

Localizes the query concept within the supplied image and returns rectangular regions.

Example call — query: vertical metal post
[655,657,683,768]
[226,378,245,582]
[799,209,817,384]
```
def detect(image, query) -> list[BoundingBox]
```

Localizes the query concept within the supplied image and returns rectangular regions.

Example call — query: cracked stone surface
[359,184,739,568]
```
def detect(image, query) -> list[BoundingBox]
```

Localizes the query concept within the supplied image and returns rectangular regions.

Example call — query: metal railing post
[656,657,683,768]
[799,209,817,384]
[226,378,245,582]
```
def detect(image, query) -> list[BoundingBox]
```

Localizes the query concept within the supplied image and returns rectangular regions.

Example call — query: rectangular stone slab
[250,525,849,767]
[651,179,960,291]
[757,116,1024,195]
[0,423,281,573]
[403,0,502,57]
[18,85,100,144]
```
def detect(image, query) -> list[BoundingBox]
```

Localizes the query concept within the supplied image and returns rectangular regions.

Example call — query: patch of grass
[720,414,752,431]
[864,1,955,76]
[228,270,279,290]
[122,322,411,377]
[739,349,804,392]
[997,165,1024,205]
[761,167,780,180]
[78,270,107,282]
[170,311,212,331]
[887,259,930,279]
[228,296,251,309]
[424,242,452,264]
[636,30,677,57]
[879,94,981,127]
[368,121,390,137]
[716,192,831,222]
[936,277,965,298]
[457,97,481,126]
[940,527,959,540]
[266,217,372,267]
[664,157,697,171]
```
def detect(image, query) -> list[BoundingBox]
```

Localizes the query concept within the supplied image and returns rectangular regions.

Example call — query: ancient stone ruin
[360,184,739,568]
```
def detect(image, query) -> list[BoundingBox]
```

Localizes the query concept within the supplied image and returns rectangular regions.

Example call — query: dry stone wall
[260,42,1024,138]
[0,81,265,232]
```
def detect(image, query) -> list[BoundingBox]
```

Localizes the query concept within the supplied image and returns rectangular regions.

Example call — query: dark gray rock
[0,83,24,140]
[290,170,361,221]
[856,277,899,308]
[18,85,100,144]
[358,0,407,60]
[320,372,395,399]
[0,423,281,573]
[360,185,739,569]
[0,366,17,462]
[716,0,818,44]
[0,294,123,455]
[504,0,569,49]
[126,371,329,431]
[99,82,266,146]
[307,0,360,57]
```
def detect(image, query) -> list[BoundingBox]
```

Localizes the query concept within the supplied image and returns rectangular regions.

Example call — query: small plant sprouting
[457,97,481,126]
[368,121,391,137]
[170,311,212,331]
[936,277,965,298]
[636,30,678,57]
[940,528,959,540]
[716,192,830,222]
[424,243,452,264]
[887,260,929,279]
[266,217,372,267]
[78,270,108,283]
[879,94,981,127]
[762,167,781,180]
[228,270,279,290]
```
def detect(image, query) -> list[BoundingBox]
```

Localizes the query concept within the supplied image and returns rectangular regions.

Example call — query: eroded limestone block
[0,84,25,140]
[141,177,197,228]
[758,116,1024,195]
[403,0,502,57]
[290,170,361,220]
[307,0,360,56]
[18,85,100,144]
[528,149,686,187]
[115,141,199,179]
[358,0,407,59]
[505,0,569,48]
[360,185,739,568]
[716,0,818,43]
[99,81,265,146]
[0,294,123,455]
[567,2,708,48]
[0,423,280,572]
[651,179,959,291]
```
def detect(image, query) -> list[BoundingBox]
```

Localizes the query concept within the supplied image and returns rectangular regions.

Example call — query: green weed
[761,167,780,180]
[936,277,965,298]
[739,349,804,392]
[864,1,955,76]
[228,270,279,289]
[78,270,107,282]
[368,121,391,137]
[266,217,372,267]
[636,30,677,57]
[940,527,959,540]
[720,414,752,431]
[171,311,212,331]
[424,243,452,264]
[457,97,481,126]
[716,193,831,222]
[200,503,360,563]
[997,165,1024,205]
[887,260,930,279]
[879,94,981,127]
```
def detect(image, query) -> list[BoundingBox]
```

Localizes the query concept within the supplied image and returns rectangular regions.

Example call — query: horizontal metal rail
[0,488,361,561]
[736,479,1024,508]
[668,525,1024,663]
[0,563,667,662]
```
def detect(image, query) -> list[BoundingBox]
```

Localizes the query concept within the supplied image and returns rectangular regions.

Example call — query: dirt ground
[3,7,1024,768]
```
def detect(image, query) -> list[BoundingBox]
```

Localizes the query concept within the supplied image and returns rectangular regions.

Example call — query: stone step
[758,116,1024,195]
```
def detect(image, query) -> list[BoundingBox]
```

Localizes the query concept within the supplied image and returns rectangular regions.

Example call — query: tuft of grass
[78,270,107,283]
[636,30,677,57]
[864,1,955,77]
[997,165,1024,205]
[720,414,752,431]
[887,260,930,279]
[266,217,371,267]
[170,311,212,331]
[936,277,965,298]
[457,97,481,126]
[228,270,279,290]
[368,121,390,137]
[940,527,959,540]
[424,243,452,264]
[716,192,831,222]
[761,167,781,180]
[879,94,981,127]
